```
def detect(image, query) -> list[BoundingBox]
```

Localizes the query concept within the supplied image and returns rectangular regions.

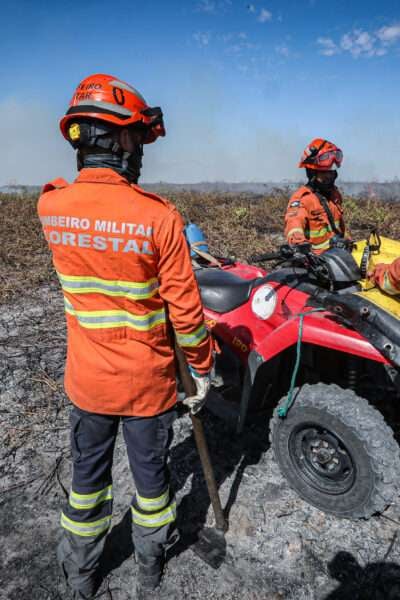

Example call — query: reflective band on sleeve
[136,489,169,512]
[286,227,305,238]
[383,271,400,295]
[57,272,159,300]
[309,226,330,239]
[60,513,111,537]
[64,298,166,331]
[131,502,177,528]
[309,220,342,238]
[175,324,208,347]
[69,485,113,510]
[312,239,331,250]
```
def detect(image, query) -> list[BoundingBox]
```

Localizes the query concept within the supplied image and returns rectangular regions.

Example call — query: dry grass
[1,189,400,304]
[0,193,54,303]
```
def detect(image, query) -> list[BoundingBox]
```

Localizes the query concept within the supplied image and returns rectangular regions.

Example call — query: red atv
[194,243,400,519]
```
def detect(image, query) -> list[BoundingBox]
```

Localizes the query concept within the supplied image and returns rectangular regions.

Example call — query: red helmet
[60,73,165,144]
[299,138,343,171]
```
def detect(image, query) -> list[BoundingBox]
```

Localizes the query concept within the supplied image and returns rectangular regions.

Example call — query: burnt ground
[1,285,400,600]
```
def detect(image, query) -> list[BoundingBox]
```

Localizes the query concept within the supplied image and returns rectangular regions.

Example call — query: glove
[368,263,389,289]
[182,368,211,415]
[287,232,308,246]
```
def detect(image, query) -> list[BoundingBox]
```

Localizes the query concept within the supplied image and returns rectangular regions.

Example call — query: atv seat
[195,269,260,313]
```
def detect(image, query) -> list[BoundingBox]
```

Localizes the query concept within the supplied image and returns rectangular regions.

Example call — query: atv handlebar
[249,243,332,282]
[249,243,313,264]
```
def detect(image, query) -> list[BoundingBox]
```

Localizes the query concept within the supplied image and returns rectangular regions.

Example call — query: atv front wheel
[270,383,400,518]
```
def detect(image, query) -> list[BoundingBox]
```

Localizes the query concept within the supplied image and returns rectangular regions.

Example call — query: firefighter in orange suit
[284,138,347,254]
[37,74,213,600]
[369,258,400,295]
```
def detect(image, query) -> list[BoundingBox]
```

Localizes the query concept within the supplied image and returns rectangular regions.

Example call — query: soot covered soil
[2,286,400,600]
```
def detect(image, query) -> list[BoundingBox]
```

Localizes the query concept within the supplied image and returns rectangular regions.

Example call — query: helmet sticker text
[112,87,125,106]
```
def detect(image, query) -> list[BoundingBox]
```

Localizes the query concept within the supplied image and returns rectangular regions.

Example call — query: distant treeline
[2,180,400,200]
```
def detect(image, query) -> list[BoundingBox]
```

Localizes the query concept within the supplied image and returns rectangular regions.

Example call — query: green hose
[278,308,325,418]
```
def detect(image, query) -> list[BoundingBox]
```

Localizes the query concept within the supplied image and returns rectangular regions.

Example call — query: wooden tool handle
[174,341,228,532]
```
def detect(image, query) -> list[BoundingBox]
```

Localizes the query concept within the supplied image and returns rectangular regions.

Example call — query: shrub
[1,190,399,303]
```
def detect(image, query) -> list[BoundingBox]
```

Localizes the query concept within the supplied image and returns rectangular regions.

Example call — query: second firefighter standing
[285,138,348,254]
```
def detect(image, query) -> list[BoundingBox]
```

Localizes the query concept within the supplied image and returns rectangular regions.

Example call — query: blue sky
[1,0,400,184]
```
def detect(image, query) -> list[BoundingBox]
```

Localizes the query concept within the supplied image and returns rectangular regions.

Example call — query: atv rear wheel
[270,383,400,518]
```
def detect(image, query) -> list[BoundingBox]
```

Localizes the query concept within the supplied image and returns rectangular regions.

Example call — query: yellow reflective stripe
[136,489,169,512]
[64,298,166,331]
[312,239,331,250]
[309,220,341,239]
[60,513,111,537]
[383,272,400,295]
[175,324,208,348]
[57,272,159,300]
[69,485,113,510]
[131,502,177,528]
[286,227,304,238]
[309,227,330,239]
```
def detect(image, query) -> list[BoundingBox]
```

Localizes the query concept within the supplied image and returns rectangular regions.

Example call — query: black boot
[71,574,101,599]
[136,553,164,597]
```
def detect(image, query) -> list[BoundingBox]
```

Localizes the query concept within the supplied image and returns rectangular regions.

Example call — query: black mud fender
[237,350,265,433]
[317,292,400,368]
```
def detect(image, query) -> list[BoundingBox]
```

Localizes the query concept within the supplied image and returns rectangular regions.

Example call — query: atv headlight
[251,285,277,320]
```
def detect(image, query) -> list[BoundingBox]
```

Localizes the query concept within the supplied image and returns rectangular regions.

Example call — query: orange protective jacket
[373,258,400,295]
[389,259,400,289]
[37,168,213,416]
[284,185,345,254]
